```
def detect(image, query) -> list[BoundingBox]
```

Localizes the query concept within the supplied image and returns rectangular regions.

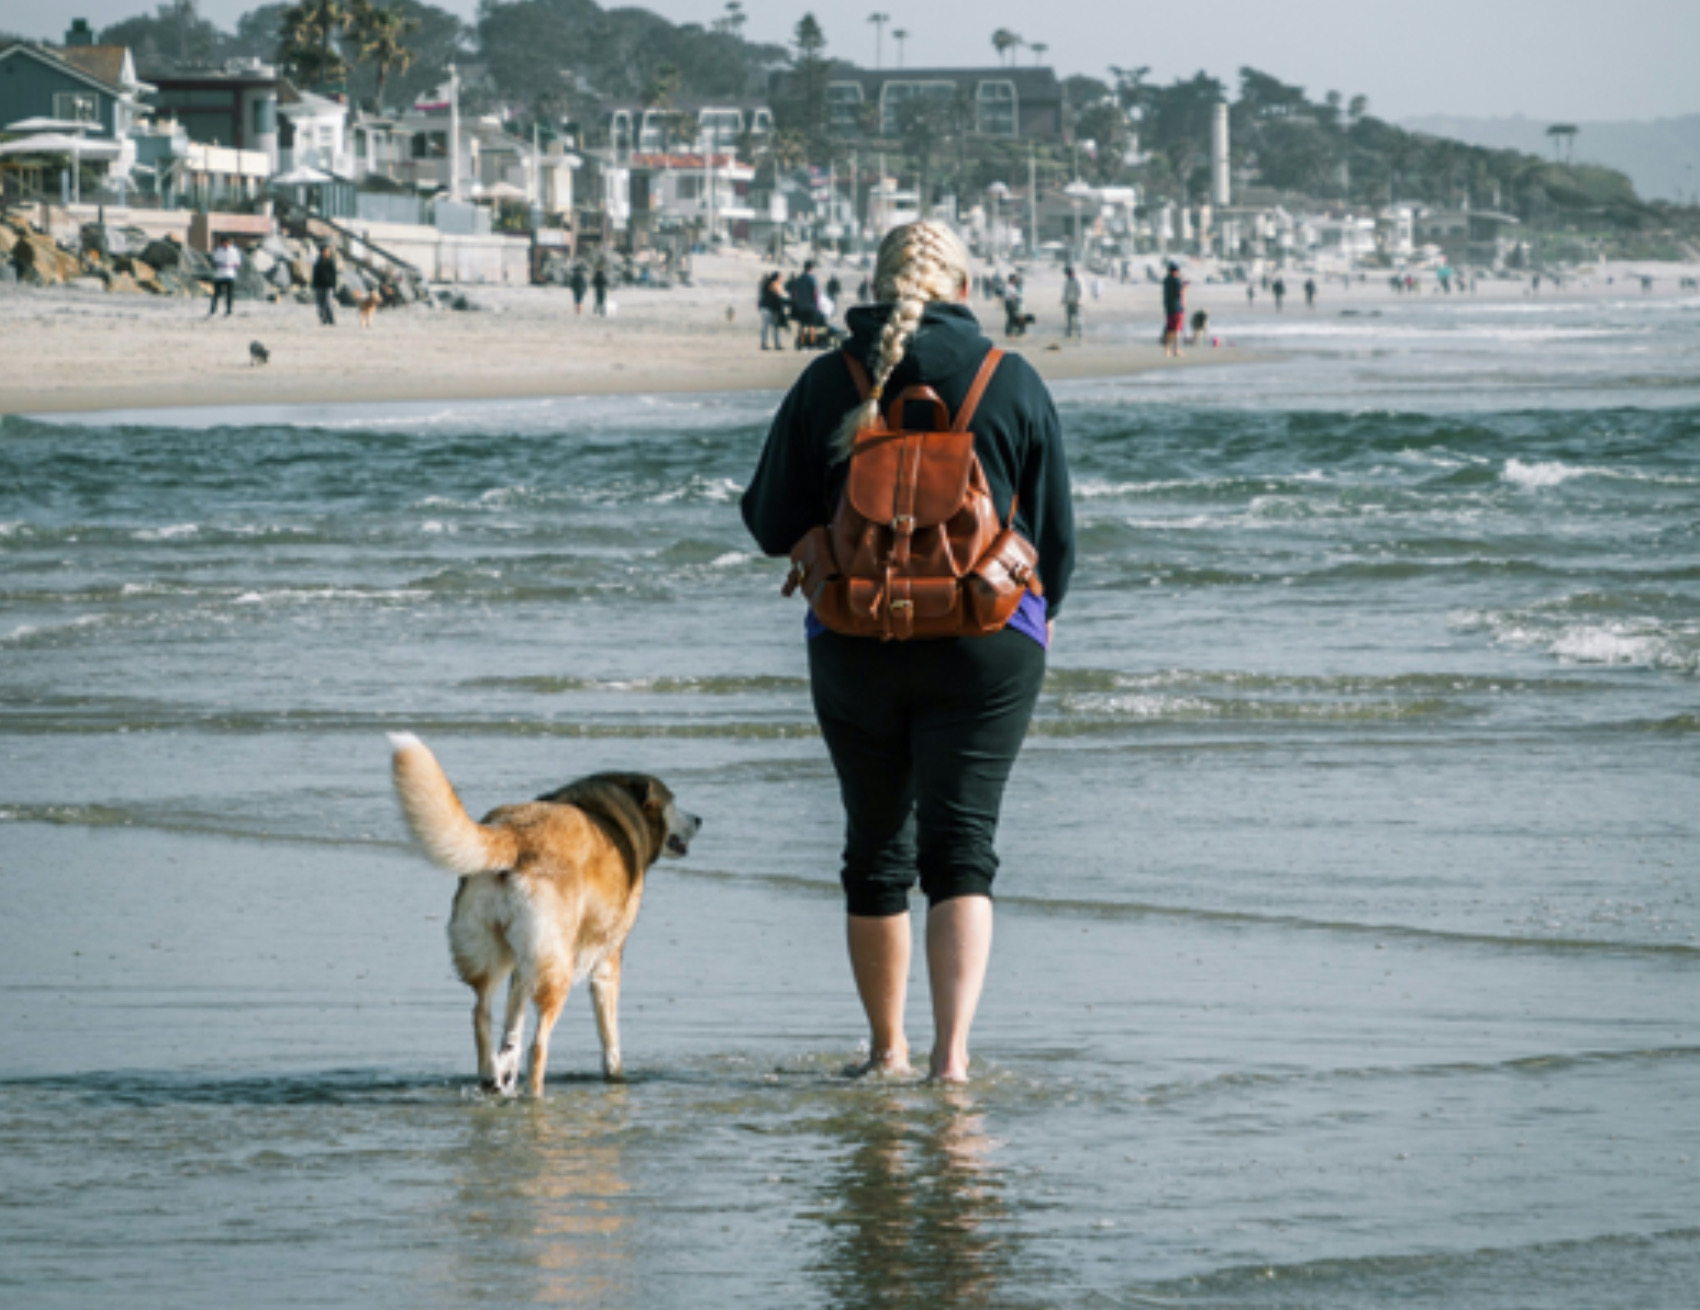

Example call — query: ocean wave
[1451,602,1699,674]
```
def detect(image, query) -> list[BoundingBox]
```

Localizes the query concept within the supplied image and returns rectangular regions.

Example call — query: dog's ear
[624,776,666,813]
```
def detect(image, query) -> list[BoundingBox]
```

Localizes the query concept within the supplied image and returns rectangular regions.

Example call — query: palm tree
[991,28,1020,66]
[280,0,352,90]
[868,12,890,68]
[348,2,420,113]
[892,28,907,68]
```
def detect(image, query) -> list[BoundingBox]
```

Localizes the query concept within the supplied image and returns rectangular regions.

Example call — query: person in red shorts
[1162,261,1186,358]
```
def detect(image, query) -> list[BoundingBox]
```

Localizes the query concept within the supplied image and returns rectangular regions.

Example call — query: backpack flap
[845,427,976,529]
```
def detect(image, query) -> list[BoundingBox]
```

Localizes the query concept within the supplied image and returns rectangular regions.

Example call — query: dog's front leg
[590,953,624,1082]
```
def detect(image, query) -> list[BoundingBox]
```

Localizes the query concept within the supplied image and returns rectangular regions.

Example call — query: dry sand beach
[6,246,1694,415]
[0,248,1182,414]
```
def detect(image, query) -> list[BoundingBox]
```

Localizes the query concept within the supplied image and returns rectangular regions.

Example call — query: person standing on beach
[759,270,789,350]
[1162,261,1185,357]
[1304,277,1317,309]
[569,264,588,315]
[1062,266,1083,339]
[312,244,338,327]
[208,235,240,318]
[1272,276,1286,312]
[592,263,609,316]
[740,219,1075,1083]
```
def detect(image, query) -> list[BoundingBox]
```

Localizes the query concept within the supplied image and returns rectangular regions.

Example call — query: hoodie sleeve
[740,364,836,556]
[1017,382,1076,618]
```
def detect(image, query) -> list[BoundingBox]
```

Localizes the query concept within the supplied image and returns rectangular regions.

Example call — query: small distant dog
[355,291,382,328]
[388,733,699,1096]
[249,340,270,366]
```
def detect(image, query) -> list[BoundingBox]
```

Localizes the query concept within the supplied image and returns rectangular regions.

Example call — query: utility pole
[447,62,461,203]
[706,122,716,247]
[1027,142,1037,260]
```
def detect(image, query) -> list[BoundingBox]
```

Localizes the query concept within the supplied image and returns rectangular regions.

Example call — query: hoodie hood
[843,301,989,392]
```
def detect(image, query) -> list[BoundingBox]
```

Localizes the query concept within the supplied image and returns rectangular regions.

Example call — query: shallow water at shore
[3,292,1698,1307]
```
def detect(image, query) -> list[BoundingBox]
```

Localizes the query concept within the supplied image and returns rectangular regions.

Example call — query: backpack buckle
[890,514,915,533]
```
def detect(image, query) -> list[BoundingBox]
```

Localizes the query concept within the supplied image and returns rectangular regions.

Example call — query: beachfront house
[1414,206,1522,269]
[770,64,1067,144]
[628,150,756,243]
[142,58,280,172]
[0,22,150,201]
[603,102,773,162]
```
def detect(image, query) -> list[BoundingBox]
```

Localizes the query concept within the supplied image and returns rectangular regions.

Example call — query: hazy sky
[10,0,1699,123]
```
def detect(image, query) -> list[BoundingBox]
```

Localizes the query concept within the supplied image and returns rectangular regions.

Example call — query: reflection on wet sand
[807,1089,1020,1310]
[440,1089,636,1308]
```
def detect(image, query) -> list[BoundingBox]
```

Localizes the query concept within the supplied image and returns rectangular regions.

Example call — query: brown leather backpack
[782,347,1041,640]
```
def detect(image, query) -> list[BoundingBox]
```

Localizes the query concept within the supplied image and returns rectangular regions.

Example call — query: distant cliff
[1404,114,1700,205]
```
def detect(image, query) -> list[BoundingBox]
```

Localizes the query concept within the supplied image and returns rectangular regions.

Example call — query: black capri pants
[808,627,1046,917]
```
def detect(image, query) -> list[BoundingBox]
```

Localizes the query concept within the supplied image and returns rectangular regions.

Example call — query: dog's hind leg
[492,977,529,1096]
[467,972,507,1091]
[526,975,570,1097]
[590,953,624,1082]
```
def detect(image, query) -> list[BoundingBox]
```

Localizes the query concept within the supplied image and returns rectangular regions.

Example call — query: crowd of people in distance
[757,260,852,351]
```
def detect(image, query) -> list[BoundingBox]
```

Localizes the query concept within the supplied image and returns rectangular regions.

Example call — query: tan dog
[388,732,699,1095]
[356,290,382,327]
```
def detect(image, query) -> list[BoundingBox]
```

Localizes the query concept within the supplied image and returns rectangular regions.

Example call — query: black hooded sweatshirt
[740,301,1075,616]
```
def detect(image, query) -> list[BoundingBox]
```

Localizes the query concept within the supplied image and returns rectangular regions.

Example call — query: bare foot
[841,1049,917,1080]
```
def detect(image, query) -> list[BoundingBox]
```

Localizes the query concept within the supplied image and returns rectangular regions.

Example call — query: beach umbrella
[271,164,334,186]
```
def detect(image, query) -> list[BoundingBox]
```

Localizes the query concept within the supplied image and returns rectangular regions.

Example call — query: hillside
[1404,113,1700,205]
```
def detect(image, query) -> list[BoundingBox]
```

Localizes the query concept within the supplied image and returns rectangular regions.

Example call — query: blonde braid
[829,221,971,461]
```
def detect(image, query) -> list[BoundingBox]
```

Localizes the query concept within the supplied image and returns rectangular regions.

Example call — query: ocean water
[2,291,1698,1308]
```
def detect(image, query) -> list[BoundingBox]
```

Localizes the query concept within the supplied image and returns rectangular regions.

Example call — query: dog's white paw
[492,1042,522,1096]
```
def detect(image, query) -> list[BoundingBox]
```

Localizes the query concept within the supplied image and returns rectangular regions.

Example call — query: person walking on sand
[569,263,588,315]
[759,270,789,350]
[1062,266,1084,339]
[1304,277,1317,309]
[592,263,609,316]
[740,220,1076,1084]
[1272,276,1287,312]
[208,235,240,318]
[312,243,338,327]
[1162,261,1186,357]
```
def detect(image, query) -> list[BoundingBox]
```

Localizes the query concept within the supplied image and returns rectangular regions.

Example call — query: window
[750,108,774,136]
[699,109,741,142]
[976,80,1017,137]
[53,91,99,125]
[676,175,701,200]
[826,81,864,136]
[878,80,956,138]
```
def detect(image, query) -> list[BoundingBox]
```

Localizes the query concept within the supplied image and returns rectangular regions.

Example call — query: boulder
[106,271,140,294]
[0,262,17,285]
[234,264,269,301]
[247,246,276,276]
[81,223,112,257]
[291,258,312,285]
[130,260,159,289]
[267,263,293,290]
[140,238,181,269]
[14,235,66,284]
[179,246,214,280]
[0,225,17,255]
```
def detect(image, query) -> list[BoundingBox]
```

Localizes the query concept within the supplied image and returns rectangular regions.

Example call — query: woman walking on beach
[741,221,1075,1082]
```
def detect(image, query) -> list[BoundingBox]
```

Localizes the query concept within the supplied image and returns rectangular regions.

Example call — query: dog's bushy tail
[388,732,518,875]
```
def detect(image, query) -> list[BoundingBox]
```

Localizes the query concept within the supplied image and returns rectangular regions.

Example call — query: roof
[0,41,124,97]
[55,44,126,89]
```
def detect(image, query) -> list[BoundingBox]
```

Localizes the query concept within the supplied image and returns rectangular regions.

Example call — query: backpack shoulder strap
[841,349,873,400]
[951,348,1004,432]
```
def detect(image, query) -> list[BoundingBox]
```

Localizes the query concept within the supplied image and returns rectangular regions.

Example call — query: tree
[785,13,831,160]
[1347,94,1369,124]
[1546,123,1579,164]
[347,1,421,111]
[101,0,225,69]
[991,28,1020,66]
[279,0,353,89]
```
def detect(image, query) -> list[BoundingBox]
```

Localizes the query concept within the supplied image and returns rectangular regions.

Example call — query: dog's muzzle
[664,810,701,858]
